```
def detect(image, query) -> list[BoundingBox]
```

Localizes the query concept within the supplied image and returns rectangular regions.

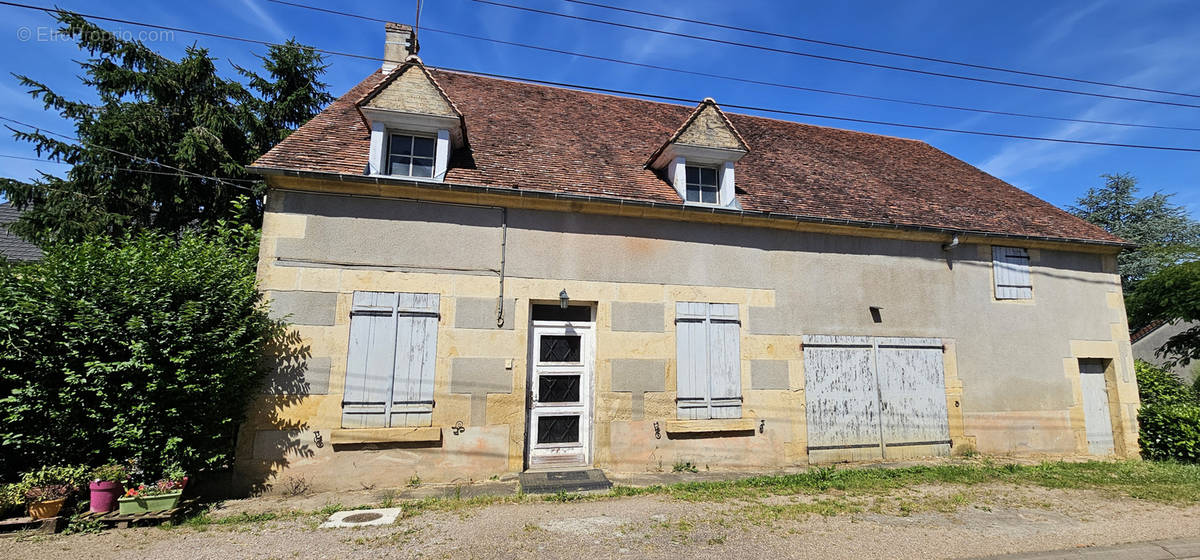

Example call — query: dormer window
[357,56,467,183]
[685,165,719,204]
[647,98,749,210]
[388,133,436,178]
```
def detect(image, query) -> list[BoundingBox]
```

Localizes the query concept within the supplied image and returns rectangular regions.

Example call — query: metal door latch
[451,420,465,435]
[653,421,661,439]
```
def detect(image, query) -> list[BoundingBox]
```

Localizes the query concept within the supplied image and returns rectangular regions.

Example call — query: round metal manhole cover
[342,512,384,523]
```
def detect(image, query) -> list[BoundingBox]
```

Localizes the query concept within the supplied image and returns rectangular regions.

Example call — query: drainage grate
[342,512,384,523]
[318,507,403,529]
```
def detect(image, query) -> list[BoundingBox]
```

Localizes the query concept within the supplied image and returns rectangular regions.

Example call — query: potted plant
[117,465,187,515]
[17,466,87,520]
[88,463,128,514]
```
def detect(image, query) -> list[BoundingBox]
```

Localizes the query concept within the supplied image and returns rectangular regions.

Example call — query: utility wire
[4,1,1200,153]
[561,0,1200,101]
[470,0,1200,110]
[0,153,69,164]
[264,0,1200,133]
[0,116,261,190]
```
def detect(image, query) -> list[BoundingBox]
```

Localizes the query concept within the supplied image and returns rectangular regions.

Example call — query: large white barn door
[803,335,951,462]
[802,336,885,462]
[875,337,951,459]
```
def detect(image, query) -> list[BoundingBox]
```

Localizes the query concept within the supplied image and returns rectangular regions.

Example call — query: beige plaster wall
[236,189,1138,492]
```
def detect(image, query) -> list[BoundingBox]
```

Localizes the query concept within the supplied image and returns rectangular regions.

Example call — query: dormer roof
[356,57,467,147]
[648,98,748,168]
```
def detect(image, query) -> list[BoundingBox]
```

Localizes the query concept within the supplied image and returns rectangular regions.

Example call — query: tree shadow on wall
[225,327,316,497]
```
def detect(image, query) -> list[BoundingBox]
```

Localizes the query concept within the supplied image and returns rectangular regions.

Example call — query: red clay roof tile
[252,69,1126,246]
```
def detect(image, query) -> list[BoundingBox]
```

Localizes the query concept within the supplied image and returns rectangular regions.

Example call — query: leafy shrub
[1138,403,1200,462]
[0,222,281,481]
[1136,360,1200,462]
[0,483,22,517]
[91,463,128,484]
[1137,360,1198,406]
[9,465,89,504]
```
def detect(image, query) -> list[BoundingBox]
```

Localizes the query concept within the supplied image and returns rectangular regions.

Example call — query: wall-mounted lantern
[559,289,569,309]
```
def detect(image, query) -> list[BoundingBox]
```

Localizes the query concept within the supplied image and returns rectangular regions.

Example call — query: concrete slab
[318,507,403,529]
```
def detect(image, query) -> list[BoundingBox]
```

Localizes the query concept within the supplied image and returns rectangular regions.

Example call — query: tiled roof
[0,202,42,261]
[251,68,1127,246]
[1130,319,1166,344]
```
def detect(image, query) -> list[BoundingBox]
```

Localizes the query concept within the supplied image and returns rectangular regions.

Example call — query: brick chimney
[382,22,419,73]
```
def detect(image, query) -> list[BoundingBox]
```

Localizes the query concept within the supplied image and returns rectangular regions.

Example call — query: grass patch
[609,460,1200,504]
[173,460,1200,531]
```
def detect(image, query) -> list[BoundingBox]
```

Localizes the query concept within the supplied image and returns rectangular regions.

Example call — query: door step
[519,469,612,494]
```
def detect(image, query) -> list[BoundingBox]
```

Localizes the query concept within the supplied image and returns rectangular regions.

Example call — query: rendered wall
[1133,321,1199,383]
[235,188,1138,492]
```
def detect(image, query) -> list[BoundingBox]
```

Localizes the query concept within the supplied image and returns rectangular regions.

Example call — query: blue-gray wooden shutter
[390,292,440,427]
[342,291,440,428]
[342,292,400,428]
[675,302,742,419]
[675,302,709,419]
[993,246,1032,299]
[707,303,742,419]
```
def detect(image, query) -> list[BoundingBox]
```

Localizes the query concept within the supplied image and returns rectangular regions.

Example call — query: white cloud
[238,0,288,40]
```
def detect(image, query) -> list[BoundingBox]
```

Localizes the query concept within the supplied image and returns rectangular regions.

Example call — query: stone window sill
[330,426,443,445]
[664,418,757,434]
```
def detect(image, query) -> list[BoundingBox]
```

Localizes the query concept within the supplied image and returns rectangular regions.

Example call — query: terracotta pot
[89,480,125,513]
[28,497,66,519]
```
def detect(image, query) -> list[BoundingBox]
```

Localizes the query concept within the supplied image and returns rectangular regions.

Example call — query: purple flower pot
[89,480,125,513]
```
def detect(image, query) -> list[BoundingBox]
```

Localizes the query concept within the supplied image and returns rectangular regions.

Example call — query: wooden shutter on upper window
[342,292,400,428]
[390,293,440,427]
[993,246,1033,299]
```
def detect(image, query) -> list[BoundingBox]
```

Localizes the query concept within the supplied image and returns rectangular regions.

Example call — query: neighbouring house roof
[0,202,41,262]
[1131,319,1167,344]
[251,67,1128,247]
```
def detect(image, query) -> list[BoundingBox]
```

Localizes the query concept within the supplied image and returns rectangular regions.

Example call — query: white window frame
[386,133,437,178]
[683,163,720,204]
[362,107,455,182]
[992,246,1033,300]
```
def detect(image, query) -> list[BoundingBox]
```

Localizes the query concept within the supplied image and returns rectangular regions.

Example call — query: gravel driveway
[4,482,1199,560]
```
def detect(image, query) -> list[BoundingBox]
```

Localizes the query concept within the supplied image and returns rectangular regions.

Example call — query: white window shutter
[675,302,709,419]
[993,246,1032,299]
[342,291,441,428]
[707,303,742,419]
[390,293,440,427]
[675,302,742,420]
[342,292,400,428]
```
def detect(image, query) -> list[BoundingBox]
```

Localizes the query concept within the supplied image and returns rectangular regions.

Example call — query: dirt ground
[3,482,1200,560]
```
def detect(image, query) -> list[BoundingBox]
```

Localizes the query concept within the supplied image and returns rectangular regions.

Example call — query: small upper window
[388,133,435,178]
[993,246,1032,300]
[684,165,719,204]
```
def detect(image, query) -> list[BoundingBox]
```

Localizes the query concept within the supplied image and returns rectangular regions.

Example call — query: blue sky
[1,0,1198,217]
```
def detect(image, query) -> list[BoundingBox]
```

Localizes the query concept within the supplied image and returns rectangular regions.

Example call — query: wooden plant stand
[0,516,65,537]
[74,504,187,529]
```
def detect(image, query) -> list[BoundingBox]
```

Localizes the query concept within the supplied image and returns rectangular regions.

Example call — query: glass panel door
[527,322,593,469]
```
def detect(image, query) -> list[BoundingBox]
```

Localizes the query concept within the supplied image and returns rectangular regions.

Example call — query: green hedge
[0,223,281,481]
[1136,360,1200,462]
